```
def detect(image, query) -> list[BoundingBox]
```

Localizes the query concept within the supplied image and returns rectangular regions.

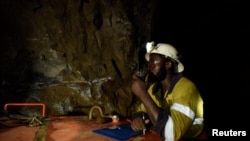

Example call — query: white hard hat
[145,42,184,73]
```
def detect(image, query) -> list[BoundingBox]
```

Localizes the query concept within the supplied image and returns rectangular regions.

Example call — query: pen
[142,113,146,135]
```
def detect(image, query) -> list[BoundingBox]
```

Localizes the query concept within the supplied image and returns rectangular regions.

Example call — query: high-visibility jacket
[136,75,204,141]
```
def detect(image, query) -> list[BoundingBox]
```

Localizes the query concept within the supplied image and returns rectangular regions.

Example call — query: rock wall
[0,0,158,117]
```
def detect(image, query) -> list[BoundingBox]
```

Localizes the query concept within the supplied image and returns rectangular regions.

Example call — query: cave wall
[0,0,158,117]
[1,0,249,131]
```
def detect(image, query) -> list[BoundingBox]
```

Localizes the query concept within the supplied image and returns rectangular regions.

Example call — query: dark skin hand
[131,74,160,131]
[131,116,147,131]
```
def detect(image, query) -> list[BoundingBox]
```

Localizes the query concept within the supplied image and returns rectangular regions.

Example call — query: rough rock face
[0,0,157,117]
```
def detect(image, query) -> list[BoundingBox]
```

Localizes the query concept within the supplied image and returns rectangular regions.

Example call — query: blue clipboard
[92,124,142,141]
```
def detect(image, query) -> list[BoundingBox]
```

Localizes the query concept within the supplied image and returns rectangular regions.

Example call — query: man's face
[147,54,167,82]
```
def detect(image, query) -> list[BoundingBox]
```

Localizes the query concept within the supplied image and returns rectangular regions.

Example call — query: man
[131,42,204,141]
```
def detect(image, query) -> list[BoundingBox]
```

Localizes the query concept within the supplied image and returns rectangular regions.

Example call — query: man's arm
[131,75,159,123]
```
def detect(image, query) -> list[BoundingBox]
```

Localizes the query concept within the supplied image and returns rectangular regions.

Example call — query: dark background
[152,0,249,136]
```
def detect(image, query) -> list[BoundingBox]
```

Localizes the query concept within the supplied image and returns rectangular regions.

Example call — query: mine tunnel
[0,0,249,140]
